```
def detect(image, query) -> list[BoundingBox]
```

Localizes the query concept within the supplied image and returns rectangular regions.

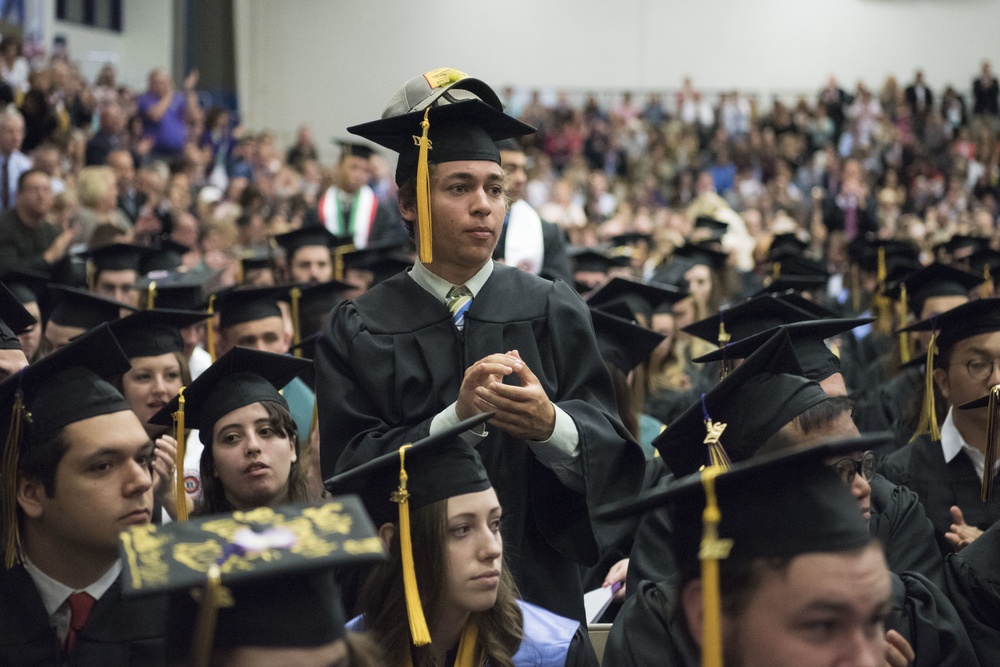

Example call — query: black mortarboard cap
[325,414,492,527]
[149,347,311,445]
[81,243,150,273]
[608,232,653,248]
[140,269,222,311]
[694,215,728,233]
[140,239,190,275]
[237,249,277,275]
[673,243,728,271]
[693,317,873,382]
[900,298,1000,362]
[756,274,829,296]
[969,248,1000,282]
[119,498,384,660]
[767,233,808,259]
[938,234,986,259]
[1,323,130,565]
[769,253,829,280]
[889,263,980,316]
[335,140,376,160]
[107,309,209,359]
[569,247,626,274]
[586,277,686,319]
[347,68,534,186]
[595,434,882,565]
[213,285,291,329]
[2,269,49,307]
[591,308,665,373]
[768,290,840,319]
[682,294,817,347]
[298,280,359,338]
[0,283,36,347]
[849,236,918,272]
[341,243,414,286]
[274,227,339,256]
[47,285,134,329]
[656,330,829,475]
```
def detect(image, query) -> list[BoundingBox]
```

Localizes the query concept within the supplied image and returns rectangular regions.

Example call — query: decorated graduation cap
[119,498,384,665]
[347,67,534,263]
[0,323,131,567]
[595,434,879,667]
[899,298,1000,442]
[149,347,311,521]
[586,277,686,319]
[107,308,209,359]
[0,283,36,348]
[693,317,873,383]
[325,413,492,648]
[682,294,816,349]
[591,307,666,373]
[655,330,829,477]
[47,285,134,330]
[335,139,377,160]
[274,226,340,257]
[140,239,190,275]
[80,242,150,274]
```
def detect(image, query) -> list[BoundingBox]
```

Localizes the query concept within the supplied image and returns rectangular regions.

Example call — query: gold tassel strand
[699,466,733,667]
[2,393,28,568]
[391,444,431,645]
[982,385,1000,503]
[173,387,189,522]
[910,332,940,442]
[206,295,217,362]
[897,283,911,364]
[415,107,434,264]
[191,564,234,667]
[146,281,157,310]
[289,286,302,356]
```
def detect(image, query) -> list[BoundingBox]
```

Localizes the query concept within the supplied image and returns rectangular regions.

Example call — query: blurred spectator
[0,35,27,96]
[135,68,200,161]
[76,165,129,244]
[0,106,30,211]
[972,60,999,117]
[85,100,128,166]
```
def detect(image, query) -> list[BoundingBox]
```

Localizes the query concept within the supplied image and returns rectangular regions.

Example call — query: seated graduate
[0,281,33,379]
[600,438,910,667]
[108,308,208,521]
[327,415,599,667]
[118,497,387,667]
[149,346,317,517]
[0,324,166,664]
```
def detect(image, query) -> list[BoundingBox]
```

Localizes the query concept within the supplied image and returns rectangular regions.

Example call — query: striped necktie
[447,285,473,331]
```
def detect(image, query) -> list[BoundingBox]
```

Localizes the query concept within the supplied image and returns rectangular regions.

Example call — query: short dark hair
[17,168,49,192]
[17,427,69,498]
[757,395,854,456]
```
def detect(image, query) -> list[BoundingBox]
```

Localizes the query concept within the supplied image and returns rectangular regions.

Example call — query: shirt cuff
[527,406,584,493]
[430,402,488,443]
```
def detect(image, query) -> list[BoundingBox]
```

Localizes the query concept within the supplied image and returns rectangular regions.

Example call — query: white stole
[504,199,545,275]
[318,185,377,247]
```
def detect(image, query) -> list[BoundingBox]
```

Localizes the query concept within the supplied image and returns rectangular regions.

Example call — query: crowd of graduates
[2,32,1000,667]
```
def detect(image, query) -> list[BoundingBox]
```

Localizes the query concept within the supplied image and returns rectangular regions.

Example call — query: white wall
[235,0,1000,159]
[38,0,173,90]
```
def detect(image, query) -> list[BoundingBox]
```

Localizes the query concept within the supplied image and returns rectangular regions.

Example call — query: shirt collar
[23,557,122,618]
[940,407,970,464]
[408,258,494,305]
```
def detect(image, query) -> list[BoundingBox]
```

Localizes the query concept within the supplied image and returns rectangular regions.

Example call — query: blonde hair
[76,166,116,208]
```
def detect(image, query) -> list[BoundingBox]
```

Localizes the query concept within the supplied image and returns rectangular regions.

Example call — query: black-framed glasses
[965,358,1000,382]
[830,450,876,486]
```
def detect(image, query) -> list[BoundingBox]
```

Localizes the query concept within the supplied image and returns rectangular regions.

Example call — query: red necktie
[64,592,96,654]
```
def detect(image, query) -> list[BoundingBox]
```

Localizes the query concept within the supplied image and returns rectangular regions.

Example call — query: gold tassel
[2,393,28,569]
[86,260,95,292]
[333,244,355,282]
[235,257,244,285]
[146,281,157,310]
[982,385,1000,503]
[454,624,480,667]
[982,264,994,299]
[717,322,731,380]
[771,261,781,281]
[289,287,302,356]
[206,295,217,363]
[897,284,911,364]
[415,107,434,264]
[191,564,234,667]
[391,444,431,646]
[910,332,940,442]
[874,247,892,334]
[701,395,731,470]
[851,264,861,313]
[173,387,189,522]
[699,466,733,667]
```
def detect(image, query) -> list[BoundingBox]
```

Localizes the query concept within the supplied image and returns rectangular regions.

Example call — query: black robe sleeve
[539,221,573,285]
[602,579,696,667]
[564,624,601,667]
[869,474,946,590]
[886,571,981,667]
[944,521,1000,666]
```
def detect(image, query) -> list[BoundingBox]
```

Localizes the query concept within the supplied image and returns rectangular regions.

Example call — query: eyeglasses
[830,451,876,486]
[964,357,1000,382]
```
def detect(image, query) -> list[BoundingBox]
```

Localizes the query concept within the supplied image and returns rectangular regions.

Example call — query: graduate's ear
[933,366,950,403]
[378,522,395,550]
[681,579,704,647]
[17,475,47,520]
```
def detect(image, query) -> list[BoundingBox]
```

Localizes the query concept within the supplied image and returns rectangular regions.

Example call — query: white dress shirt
[23,558,122,647]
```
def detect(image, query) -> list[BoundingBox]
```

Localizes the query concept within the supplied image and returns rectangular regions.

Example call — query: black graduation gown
[880,434,1000,555]
[602,578,696,667]
[868,473,945,590]
[316,264,646,621]
[944,521,1000,666]
[851,364,922,453]
[0,565,166,666]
